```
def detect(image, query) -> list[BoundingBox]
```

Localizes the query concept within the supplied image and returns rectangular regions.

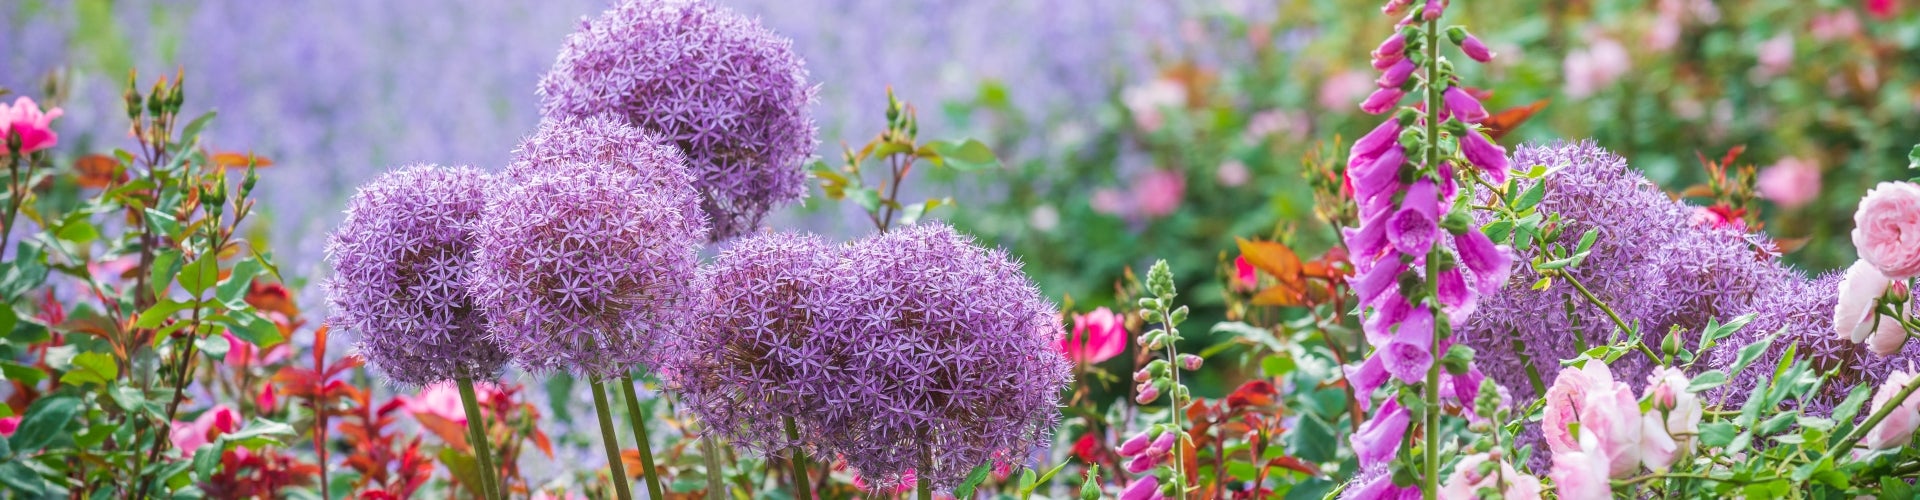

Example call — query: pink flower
[1453,218,1515,294]
[1216,160,1250,187]
[1755,33,1795,79]
[1091,188,1127,216]
[0,97,64,154]
[1868,0,1898,20]
[0,416,18,437]
[1460,34,1496,63]
[1320,71,1378,110]
[1059,307,1128,364]
[1458,127,1511,180]
[169,405,240,455]
[399,381,502,425]
[1377,59,1417,89]
[853,469,917,494]
[1132,169,1186,218]
[1541,361,1642,477]
[1563,37,1630,98]
[1811,10,1862,42]
[1836,259,1896,343]
[1120,474,1161,500]
[1386,178,1442,256]
[1756,157,1820,209]
[1550,433,1612,499]
[222,331,290,370]
[1360,87,1407,114]
[1443,86,1490,123]
[1862,370,1920,450]
[1851,181,1920,278]
[1639,367,1702,471]
[532,491,589,500]
[1870,310,1911,356]
[1351,399,1411,466]
[1439,453,1543,500]
[1122,78,1187,133]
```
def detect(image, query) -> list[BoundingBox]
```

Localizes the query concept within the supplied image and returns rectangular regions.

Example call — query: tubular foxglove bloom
[1442,86,1489,123]
[325,165,509,387]
[469,129,709,379]
[813,223,1070,490]
[1360,87,1407,114]
[1377,59,1417,88]
[1459,34,1495,62]
[538,0,818,242]
[666,232,842,454]
[1458,127,1511,180]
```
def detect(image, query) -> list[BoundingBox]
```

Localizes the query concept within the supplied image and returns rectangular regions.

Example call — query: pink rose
[1564,37,1630,98]
[1541,362,1608,453]
[0,416,18,437]
[1058,307,1128,364]
[0,96,63,154]
[1755,33,1794,79]
[1756,157,1820,209]
[1091,188,1127,216]
[169,405,240,455]
[1834,259,1895,343]
[1318,71,1376,111]
[1132,169,1186,218]
[1232,256,1259,292]
[1640,367,1702,471]
[1122,78,1187,133]
[1542,361,1642,477]
[1550,432,1612,499]
[1862,370,1920,450]
[1439,453,1544,500]
[1852,182,1920,278]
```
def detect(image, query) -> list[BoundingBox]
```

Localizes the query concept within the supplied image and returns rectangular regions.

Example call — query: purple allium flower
[324,165,509,387]
[665,231,842,454]
[468,131,709,379]
[538,0,818,242]
[502,114,707,237]
[813,223,1070,490]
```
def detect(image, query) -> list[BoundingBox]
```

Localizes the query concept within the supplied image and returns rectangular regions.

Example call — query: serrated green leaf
[1699,422,1736,447]
[60,351,118,387]
[143,208,182,239]
[135,299,193,329]
[1483,219,1514,242]
[149,249,183,297]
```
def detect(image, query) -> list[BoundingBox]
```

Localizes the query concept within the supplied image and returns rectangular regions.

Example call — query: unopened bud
[1148,431,1176,456]
[1178,354,1203,371]
[1661,326,1683,357]
[1119,430,1153,456]
[1135,385,1161,404]
[1133,367,1154,383]
[1891,281,1912,303]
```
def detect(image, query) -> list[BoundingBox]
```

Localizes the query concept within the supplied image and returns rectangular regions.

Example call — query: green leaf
[847,187,882,214]
[926,139,1001,171]
[178,252,220,297]
[1482,220,1514,242]
[1510,180,1547,212]
[0,462,46,497]
[953,461,993,499]
[1699,422,1737,447]
[134,299,193,329]
[439,447,488,498]
[215,258,263,307]
[180,111,219,146]
[1883,476,1915,499]
[1522,164,1550,178]
[143,208,183,239]
[111,385,146,413]
[215,309,284,347]
[1020,461,1071,499]
[1698,313,1757,351]
[55,219,100,244]
[149,249,183,298]
[0,360,46,385]
[1908,144,1919,170]
[1574,228,1600,254]
[1289,414,1338,462]
[1726,329,1779,379]
[195,334,231,358]
[223,418,296,448]
[60,351,118,387]
[9,395,79,453]
[1687,370,1728,393]
[0,304,15,339]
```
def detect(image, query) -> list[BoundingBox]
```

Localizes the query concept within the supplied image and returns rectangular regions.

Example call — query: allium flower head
[538,0,818,242]
[813,223,1070,489]
[469,135,708,379]
[325,165,508,387]
[666,232,842,454]
[503,114,706,237]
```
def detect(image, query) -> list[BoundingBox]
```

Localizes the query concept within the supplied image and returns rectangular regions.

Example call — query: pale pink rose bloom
[1542,361,1611,453]
[1564,37,1630,98]
[0,96,64,154]
[1756,157,1820,209]
[1754,33,1795,79]
[1811,10,1863,42]
[1090,188,1127,216]
[1851,181,1920,279]
[1244,110,1309,143]
[1542,361,1641,477]
[1862,370,1920,450]
[1439,453,1544,500]
[1318,71,1377,110]
[169,405,240,455]
[1133,169,1186,218]
[1217,160,1251,187]
[1122,78,1187,133]
[1550,432,1612,499]
[1640,367,1702,471]
[1836,259,1894,343]
[1057,307,1129,364]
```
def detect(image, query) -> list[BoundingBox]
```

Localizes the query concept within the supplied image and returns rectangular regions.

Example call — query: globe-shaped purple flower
[538,0,817,242]
[468,128,709,379]
[665,232,843,454]
[813,223,1071,490]
[503,114,706,238]
[324,164,509,387]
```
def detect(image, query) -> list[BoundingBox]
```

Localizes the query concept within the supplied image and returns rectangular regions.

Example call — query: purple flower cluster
[324,165,509,387]
[667,232,840,454]
[1340,1,1514,493]
[539,0,818,242]
[468,118,710,380]
[816,223,1070,489]
[1711,271,1920,414]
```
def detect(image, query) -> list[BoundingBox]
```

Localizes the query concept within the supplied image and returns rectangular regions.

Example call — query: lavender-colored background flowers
[323,164,509,387]
[667,231,843,455]
[813,223,1070,489]
[468,120,708,380]
[540,0,816,242]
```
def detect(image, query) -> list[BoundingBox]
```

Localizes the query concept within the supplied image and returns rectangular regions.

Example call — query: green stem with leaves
[1824,374,1920,464]
[1419,14,1445,497]
[457,378,502,500]
[592,379,635,500]
[619,375,666,500]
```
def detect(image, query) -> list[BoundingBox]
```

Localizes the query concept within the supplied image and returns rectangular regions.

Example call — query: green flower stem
[1421,14,1444,498]
[1824,374,1920,464]
[457,378,503,500]
[784,417,813,500]
[592,378,636,500]
[1162,324,1188,497]
[619,375,667,500]
[919,444,934,500]
[697,424,728,500]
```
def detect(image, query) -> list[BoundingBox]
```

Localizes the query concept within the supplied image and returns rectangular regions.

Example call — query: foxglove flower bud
[1374,33,1406,59]
[1376,59,1416,89]
[1443,86,1489,123]
[1148,431,1176,456]
[1119,430,1153,456]
[1179,354,1203,371]
[1136,385,1161,404]
[1360,87,1407,115]
[1125,453,1157,474]
[1460,33,1495,62]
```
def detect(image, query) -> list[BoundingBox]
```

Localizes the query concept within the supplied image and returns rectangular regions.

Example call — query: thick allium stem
[918,444,933,500]
[784,417,812,500]
[593,379,636,500]
[458,378,502,500]
[621,375,667,500]
[698,425,728,500]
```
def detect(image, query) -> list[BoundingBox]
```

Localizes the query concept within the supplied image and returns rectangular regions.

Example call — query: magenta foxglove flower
[1443,86,1489,123]
[538,0,818,242]
[1386,178,1442,256]
[469,130,708,379]
[1376,59,1416,88]
[1457,126,1511,180]
[1459,33,1495,63]
[811,223,1070,489]
[325,165,509,387]
[1350,399,1410,466]
[1360,87,1407,114]
[0,96,62,154]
